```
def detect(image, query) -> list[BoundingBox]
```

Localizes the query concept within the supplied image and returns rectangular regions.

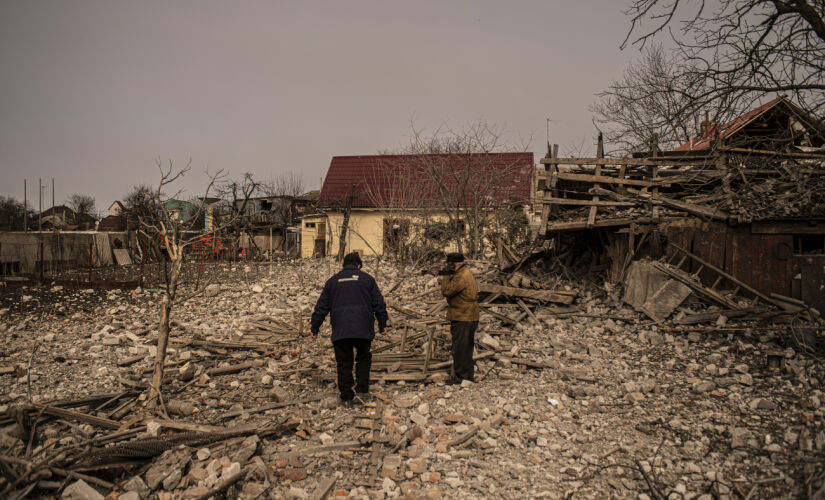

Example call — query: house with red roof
[301,153,534,258]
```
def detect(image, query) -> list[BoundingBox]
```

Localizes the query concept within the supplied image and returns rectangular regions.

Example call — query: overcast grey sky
[0,0,640,212]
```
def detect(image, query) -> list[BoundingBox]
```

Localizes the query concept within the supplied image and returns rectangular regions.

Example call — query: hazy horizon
[1,1,640,215]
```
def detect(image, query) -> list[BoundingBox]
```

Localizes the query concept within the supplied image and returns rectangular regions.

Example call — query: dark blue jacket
[310,265,389,342]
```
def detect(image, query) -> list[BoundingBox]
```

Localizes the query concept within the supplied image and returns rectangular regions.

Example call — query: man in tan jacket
[439,252,479,384]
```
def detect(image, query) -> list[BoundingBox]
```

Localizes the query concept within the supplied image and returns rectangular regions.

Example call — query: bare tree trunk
[471,206,481,258]
[148,255,181,404]
[337,185,354,261]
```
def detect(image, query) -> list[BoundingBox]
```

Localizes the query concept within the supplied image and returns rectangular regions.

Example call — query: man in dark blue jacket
[310,253,388,406]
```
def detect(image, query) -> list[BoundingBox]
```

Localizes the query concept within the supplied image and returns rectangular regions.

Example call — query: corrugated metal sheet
[318,153,534,208]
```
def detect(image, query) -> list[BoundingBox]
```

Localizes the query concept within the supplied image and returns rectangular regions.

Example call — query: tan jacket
[440,264,479,322]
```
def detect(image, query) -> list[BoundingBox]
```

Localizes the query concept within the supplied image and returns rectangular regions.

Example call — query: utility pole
[23,179,27,232]
[51,178,55,212]
[38,178,42,231]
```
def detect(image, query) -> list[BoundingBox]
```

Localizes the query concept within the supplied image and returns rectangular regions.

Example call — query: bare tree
[214,173,259,259]
[66,194,96,218]
[139,160,254,406]
[386,120,533,259]
[591,44,743,153]
[361,157,435,265]
[621,0,825,132]
[0,196,36,231]
[124,185,158,220]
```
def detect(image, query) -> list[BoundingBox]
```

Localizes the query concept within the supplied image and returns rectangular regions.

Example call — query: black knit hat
[446,252,465,263]
[343,252,362,267]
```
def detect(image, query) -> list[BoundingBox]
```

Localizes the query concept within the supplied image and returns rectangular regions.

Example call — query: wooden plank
[751,221,825,235]
[588,133,604,228]
[479,304,519,324]
[556,172,654,187]
[516,299,540,325]
[639,279,692,322]
[478,283,575,304]
[494,356,556,369]
[652,261,739,309]
[148,419,227,433]
[31,404,121,429]
[540,157,711,166]
[310,477,337,500]
[217,395,328,421]
[668,242,781,308]
[541,197,636,207]
[371,372,435,381]
[676,306,771,325]
[112,248,132,266]
[539,144,559,237]
[546,216,656,232]
[206,361,255,376]
[117,354,147,367]
[718,146,825,159]
[650,138,660,223]
[626,188,730,220]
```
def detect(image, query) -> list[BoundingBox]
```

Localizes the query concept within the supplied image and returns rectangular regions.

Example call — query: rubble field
[1,258,823,499]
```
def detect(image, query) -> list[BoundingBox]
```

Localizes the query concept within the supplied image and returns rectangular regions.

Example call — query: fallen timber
[478,283,576,304]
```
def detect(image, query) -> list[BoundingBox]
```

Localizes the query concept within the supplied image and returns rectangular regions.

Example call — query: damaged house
[232,191,318,256]
[301,153,534,259]
[537,96,825,319]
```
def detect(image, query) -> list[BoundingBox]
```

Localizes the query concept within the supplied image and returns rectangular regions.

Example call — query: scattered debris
[1,254,823,498]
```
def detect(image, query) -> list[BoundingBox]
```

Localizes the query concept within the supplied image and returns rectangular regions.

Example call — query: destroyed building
[537,96,825,319]
[229,191,319,256]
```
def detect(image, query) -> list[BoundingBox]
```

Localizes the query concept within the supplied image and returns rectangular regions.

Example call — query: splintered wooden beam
[539,144,559,236]
[478,283,575,304]
[626,188,730,220]
[556,172,654,187]
[545,216,657,231]
[542,197,636,207]
[540,157,711,166]
[206,361,255,376]
[588,133,604,228]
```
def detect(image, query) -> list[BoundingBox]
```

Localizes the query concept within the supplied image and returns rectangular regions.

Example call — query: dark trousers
[450,321,478,381]
[333,339,372,401]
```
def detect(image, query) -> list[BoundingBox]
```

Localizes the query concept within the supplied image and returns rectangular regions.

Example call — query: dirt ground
[1,258,823,499]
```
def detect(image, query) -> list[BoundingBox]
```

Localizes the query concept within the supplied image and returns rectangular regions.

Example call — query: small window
[305,222,316,228]
[794,235,825,255]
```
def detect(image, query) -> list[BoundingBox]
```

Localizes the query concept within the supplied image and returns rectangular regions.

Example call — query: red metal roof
[318,153,534,208]
[675,97,784,151]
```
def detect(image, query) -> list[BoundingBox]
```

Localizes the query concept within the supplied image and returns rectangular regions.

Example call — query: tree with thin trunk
[0,196,36,231]
[138,159,255,406]
[591,44,744,153]
[336,184,356,261]
[393,120,533,259]
[66,194,96,218]
[621,0,825,135]
[215,173,258,260]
